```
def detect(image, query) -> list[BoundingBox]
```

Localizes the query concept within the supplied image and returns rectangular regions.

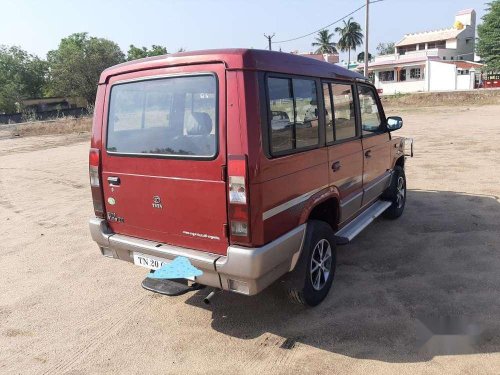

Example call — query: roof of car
[99,48,366,83]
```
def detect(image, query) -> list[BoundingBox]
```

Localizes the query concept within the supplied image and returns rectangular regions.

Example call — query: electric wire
[272,0,384,44]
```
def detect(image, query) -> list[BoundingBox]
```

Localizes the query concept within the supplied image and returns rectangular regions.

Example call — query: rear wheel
[285,220,336,307]
[383,165,406,219]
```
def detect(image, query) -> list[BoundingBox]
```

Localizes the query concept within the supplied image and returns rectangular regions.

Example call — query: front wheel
[285,220,336,307]
[383,165,406,219]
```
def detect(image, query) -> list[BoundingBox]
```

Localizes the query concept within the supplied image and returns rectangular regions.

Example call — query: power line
[272,0,384,44]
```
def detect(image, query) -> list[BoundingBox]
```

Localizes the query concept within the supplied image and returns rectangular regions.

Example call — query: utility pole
[364,0,370,77]
[264,33,275,51]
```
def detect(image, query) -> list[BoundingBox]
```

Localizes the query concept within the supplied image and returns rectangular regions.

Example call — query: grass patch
[381,89,500,108]
[10,116,92,138]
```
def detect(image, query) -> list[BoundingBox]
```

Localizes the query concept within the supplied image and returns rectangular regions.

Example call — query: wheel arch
[299,187,340,231]
[395,155,405,169]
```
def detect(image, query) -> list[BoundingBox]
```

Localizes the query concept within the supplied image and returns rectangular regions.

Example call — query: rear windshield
[106,75,217,158]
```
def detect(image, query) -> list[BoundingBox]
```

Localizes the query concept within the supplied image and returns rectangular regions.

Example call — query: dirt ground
[0,104,499,374]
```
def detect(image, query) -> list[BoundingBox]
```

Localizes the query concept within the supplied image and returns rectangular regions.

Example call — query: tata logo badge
[152,196,163,209]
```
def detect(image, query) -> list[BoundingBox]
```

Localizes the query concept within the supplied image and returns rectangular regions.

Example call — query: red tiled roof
[442,61,483,69]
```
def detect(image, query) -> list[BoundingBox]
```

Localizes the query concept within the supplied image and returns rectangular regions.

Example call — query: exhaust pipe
[203,290,219,305]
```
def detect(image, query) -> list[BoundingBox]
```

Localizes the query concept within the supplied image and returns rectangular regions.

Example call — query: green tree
[311,30,338,54]
[127,44,168,61]
[376,42,395,56]
[335,17,364,66]
[357,51,373,62]
[477,1,500,72]
[0,45,48,113]
[47,33,125,104]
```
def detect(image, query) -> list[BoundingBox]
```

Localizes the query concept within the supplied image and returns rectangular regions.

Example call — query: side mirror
[387,116,403,131]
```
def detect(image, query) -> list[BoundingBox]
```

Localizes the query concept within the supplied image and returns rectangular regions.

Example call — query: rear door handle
[364,150,372,158]
[331,161,341,172]
[107,176,121,186]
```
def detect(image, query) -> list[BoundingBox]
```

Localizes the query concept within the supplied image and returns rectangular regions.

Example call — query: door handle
[331,161,341,172]
[107,176,121,186]
[365,150,372,158]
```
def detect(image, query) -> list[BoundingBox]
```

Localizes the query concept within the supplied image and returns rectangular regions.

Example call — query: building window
[399,69,407,82]
[427,40,446,49]
[418,43,426,50]
[379,70,395,82]
[451,56,454,60]
[410,68,421,79]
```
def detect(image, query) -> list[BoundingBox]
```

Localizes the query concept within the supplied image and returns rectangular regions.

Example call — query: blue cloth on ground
[147,256,203,279]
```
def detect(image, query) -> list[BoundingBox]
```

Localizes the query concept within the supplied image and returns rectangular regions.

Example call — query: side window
[322,83,334,143]
[268,78,294,153]
[332,84,356,141]
[357,85,384,136]
[293,79,319,148]
[267,76,319,154]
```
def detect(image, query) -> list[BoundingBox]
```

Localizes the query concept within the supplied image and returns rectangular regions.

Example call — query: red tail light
[89,148,105,218]
[228,155,250,244]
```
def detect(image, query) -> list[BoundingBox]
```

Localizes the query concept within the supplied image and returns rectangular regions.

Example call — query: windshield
[106,74,217,158]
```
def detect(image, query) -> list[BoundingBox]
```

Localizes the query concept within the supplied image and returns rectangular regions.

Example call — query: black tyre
[285,220,336,307]
[383,165,406,219]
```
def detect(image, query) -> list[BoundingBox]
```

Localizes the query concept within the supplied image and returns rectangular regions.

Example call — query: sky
[0,0,489,62]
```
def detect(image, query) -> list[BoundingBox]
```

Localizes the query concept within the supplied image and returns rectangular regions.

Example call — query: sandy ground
[0,105,499,374]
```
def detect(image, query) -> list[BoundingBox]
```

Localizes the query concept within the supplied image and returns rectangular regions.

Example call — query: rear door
[100,63,228,255]
[357,84,392,206]
[323,82,364,224]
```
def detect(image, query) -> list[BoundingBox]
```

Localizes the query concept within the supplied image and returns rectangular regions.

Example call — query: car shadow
[184,189,500,363]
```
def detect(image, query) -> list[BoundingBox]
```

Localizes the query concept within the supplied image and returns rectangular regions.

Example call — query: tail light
[228,155,250,244]
[89,148,105,218]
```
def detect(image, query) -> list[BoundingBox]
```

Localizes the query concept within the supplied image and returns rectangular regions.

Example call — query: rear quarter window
[106,75,217,158]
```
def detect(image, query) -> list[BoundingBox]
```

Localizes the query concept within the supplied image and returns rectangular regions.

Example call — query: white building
[291,51,339,64]
[369,9,480,94]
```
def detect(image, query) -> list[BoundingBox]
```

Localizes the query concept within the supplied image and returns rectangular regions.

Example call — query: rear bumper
[89,218,306,296]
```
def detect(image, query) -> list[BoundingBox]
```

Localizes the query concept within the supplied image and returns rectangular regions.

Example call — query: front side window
[107,75,217,157]
[358,85,384,136]
[267,77,318,154]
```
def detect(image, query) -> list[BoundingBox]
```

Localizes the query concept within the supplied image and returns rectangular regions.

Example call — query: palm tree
[311,30,338,54]
[335,17,364,68]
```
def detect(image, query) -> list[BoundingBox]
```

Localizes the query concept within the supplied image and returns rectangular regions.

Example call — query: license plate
[132,252,195,281]
[133,252,170,270]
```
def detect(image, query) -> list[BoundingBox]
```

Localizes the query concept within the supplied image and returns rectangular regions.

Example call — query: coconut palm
[335,17,364,68]
[311,30,338,54]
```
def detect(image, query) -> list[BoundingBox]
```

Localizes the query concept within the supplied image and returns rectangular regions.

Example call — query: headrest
[187,112,213,135]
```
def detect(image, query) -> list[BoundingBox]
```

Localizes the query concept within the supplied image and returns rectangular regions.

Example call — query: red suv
[89,49,411,306]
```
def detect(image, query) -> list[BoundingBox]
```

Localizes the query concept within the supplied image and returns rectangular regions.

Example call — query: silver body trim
[362,171,392,205]
[339,191,364,223]
[89,218,306,296]
[262,185,329,220]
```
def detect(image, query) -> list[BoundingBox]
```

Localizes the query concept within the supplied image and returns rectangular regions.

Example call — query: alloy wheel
[310,239,332,291]
[396,176,405,209]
